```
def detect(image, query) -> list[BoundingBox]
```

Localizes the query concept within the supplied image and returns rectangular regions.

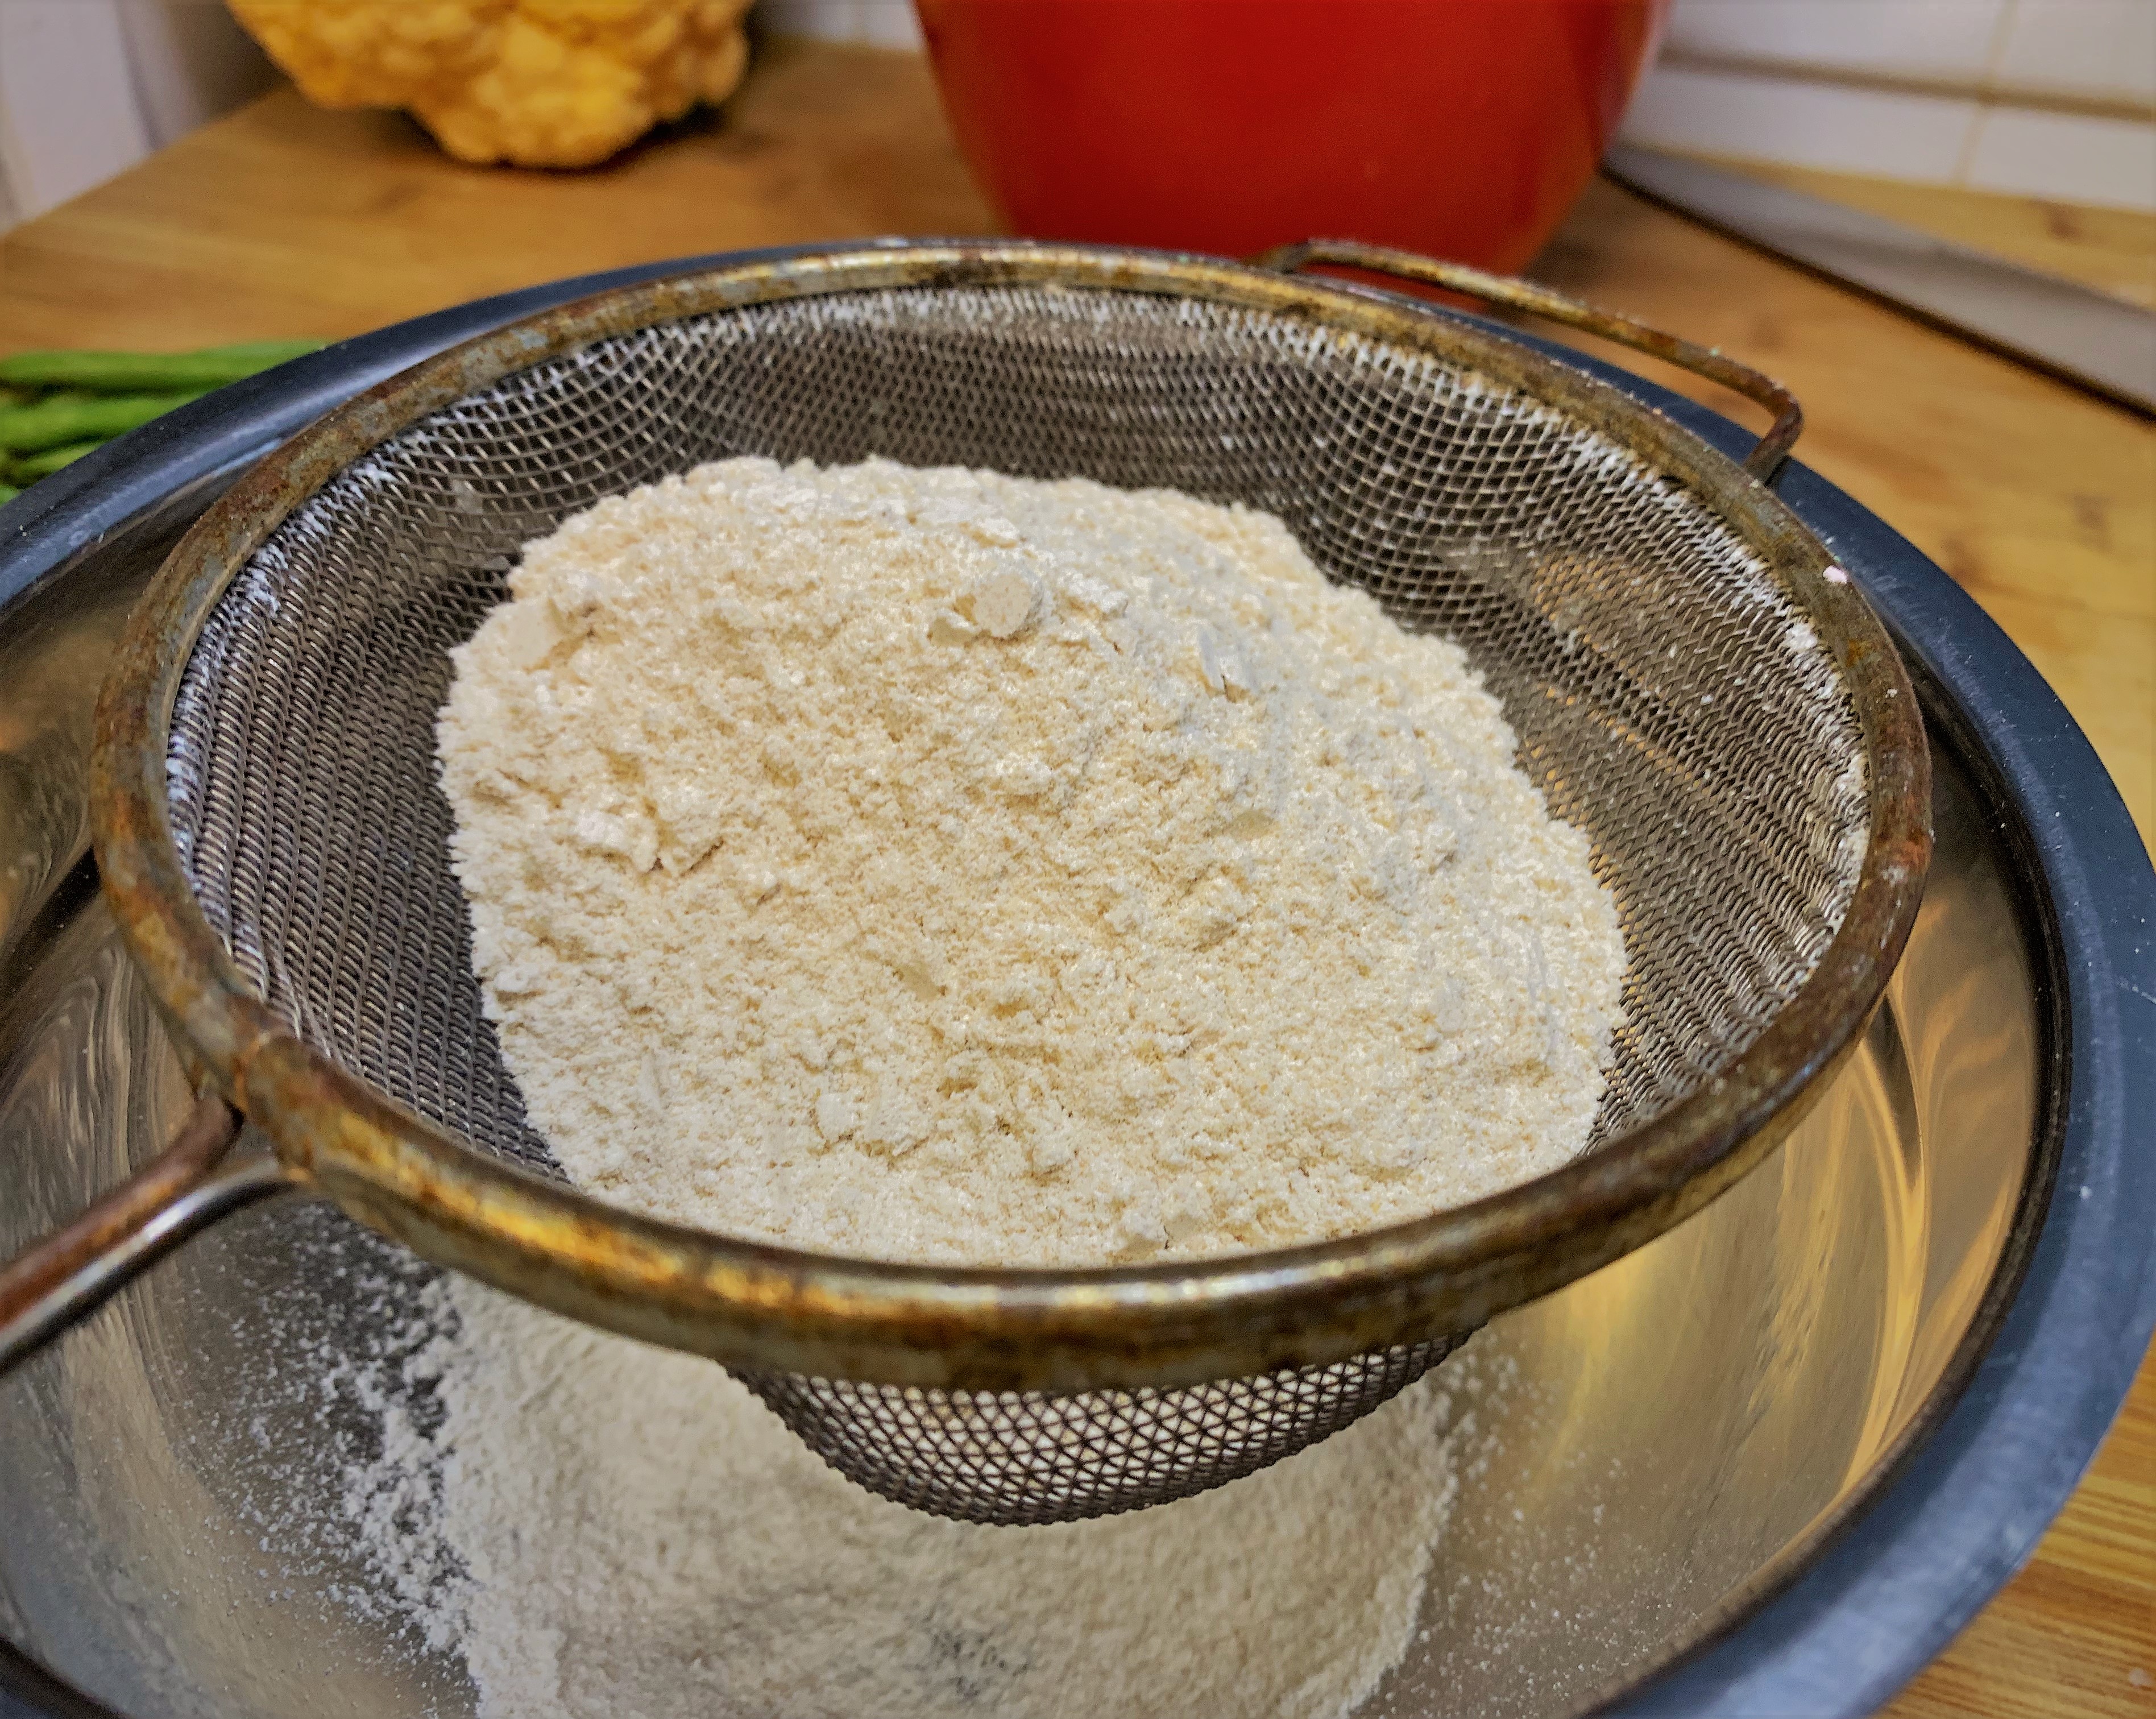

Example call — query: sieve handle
[1253,239,1804,481]
[0,1092,295,1376]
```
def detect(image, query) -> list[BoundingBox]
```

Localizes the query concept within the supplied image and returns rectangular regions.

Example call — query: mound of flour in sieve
[350,1271,1474,1719]
[437,457,1624,1265]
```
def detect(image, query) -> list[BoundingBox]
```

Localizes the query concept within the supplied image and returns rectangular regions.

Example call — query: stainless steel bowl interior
[0,500,2037,1716]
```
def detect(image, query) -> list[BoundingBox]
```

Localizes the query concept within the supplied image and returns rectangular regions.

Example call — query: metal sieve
[1,241,1928,1526]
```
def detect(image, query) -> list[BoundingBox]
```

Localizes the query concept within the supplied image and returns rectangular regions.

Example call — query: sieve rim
[89,241,1930,1391]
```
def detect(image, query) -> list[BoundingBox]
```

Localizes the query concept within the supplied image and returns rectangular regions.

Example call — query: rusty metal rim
[1252,238,1807,480]
[88,239,1931,1391]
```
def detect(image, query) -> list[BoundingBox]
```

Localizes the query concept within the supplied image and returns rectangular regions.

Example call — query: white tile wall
[760,0,922,52]
[1623,67,1984,182]
[118,0,275,150]
[1994,0,2156,106]
[0,0,153,218]
[1664,0,2008,82]
[1966,105,2156,205]
[1626,0,2156,209]
[0,0,270,229]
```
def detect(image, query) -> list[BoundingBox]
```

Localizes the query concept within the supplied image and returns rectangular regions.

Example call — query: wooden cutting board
[1,35,2148,1718]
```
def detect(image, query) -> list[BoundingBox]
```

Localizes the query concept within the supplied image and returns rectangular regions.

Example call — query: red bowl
[917,0,1667,273]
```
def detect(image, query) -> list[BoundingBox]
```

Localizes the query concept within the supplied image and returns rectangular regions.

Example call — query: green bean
[0,339,324,393]
[0,483,21,507]
[0,391,204,453]
[14,439,105,478]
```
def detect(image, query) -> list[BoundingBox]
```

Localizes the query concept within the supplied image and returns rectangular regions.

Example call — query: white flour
[437,457,1624,1265]
[349,1272,1471,1719]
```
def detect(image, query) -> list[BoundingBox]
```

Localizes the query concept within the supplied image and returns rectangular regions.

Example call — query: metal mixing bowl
[1,257,2150,1719]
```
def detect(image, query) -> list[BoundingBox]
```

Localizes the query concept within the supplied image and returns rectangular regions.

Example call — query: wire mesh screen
[162,281,1866,1521]
[739,1333,1469,1527]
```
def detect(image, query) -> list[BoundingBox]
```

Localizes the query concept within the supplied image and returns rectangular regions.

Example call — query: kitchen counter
[1,35,2148,1719]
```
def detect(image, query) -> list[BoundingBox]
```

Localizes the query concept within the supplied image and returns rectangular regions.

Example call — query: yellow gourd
[226,0,755,168]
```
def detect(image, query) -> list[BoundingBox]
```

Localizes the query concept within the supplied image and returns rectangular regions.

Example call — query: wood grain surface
[0,35,2148,1718]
